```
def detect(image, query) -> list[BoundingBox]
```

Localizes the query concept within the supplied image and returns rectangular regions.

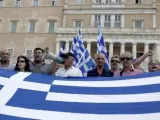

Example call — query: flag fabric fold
[97,21,109,70]
[76,49,95,76]
[0,69,160,119]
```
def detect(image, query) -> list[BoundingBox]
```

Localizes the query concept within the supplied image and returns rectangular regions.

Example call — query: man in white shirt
[55,52,83,77]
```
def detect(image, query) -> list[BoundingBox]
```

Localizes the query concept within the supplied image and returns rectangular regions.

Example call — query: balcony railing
[55,28,160,34]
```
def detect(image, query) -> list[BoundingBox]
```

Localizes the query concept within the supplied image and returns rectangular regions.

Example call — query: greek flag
[76,49,95,76]
[71,29,85,65]
[1,69,160,120]
[97,21,109,70]
[58,43,65,57]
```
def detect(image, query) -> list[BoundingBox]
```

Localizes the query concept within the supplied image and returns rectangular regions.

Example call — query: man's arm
[133,50,153,69]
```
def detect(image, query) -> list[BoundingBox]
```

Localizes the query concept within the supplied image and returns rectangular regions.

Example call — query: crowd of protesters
[0,47,160,77]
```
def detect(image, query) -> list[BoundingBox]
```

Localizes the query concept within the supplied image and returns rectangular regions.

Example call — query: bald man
[0,49,14,70]
[87,53,113,77]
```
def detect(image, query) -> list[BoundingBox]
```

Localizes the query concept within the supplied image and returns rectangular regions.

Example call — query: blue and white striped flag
[97,21,109,70]
[76,49,95,76]
[1,69,160,119]
[58,43,65,57]
[71,29,85,66]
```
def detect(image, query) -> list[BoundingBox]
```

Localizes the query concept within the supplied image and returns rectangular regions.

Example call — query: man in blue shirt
[87,53,113,77]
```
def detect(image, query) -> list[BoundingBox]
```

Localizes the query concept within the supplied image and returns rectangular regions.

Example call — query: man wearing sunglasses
[114,51,143,77]
[110,55,121,73]
[55,52,82,77]
[87,53,113,77]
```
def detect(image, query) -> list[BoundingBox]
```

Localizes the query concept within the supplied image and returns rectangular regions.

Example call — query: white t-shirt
[55,66,83,77]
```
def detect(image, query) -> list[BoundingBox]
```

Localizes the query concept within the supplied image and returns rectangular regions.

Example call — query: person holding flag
[97,21,110,70]
[87,21,113,77]
[70,29,96,76]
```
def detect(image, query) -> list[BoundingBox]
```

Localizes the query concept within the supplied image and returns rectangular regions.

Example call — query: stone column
[65,41,70,53]
[156,43,160,61]
[132,42,137,59]
[101,15,105,27]
[121,15,125,28]
[91,15,95,27]
[152,14,156,28]
[121,0,125,4]
[111,15,115,28]
[109,42,113,60]
[56,41,60,55]
[63,15,66,27]
[144,43,149,62]
[120,42,125,55]
[87,41,91,54]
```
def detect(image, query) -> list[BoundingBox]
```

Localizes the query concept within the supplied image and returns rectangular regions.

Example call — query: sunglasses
[97,58,104,60]
[18,60,25,63]
[120,57,131,61]
[111,60,120,63]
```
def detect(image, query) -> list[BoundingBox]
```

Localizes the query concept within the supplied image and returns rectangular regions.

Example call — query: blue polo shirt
[87,68,113,77]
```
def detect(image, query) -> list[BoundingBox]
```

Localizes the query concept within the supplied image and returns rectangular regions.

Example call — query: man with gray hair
[0,49,15,70]
[87,53,113,77]
[114,51,143,77]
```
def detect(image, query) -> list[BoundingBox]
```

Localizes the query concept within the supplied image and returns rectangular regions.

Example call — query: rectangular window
[95,0,102,4]
[74,21,82,28]
[10,21,17,33]
[134,20,143,28]
[94,15,101,27]
[115,15,121,28]
[33,0,39,6]
[29,21,36,33]
[104,15,111,28]
[25,50,33,59]
[106,0,111,4]
[137,52,143,58]
[52,0,56,6]
[15,0,21,7]
[115,0,121,4]
[76,0,83,4]
[0,0,3,7]
[48,20,56,33]
[135,0,141,4]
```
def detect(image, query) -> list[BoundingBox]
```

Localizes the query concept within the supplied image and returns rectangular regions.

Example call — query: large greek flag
[0,69,160,120]
[71,29,85,66]
[97,21,109,70]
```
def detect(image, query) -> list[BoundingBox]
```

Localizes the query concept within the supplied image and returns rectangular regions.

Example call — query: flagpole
[75,49,87,68]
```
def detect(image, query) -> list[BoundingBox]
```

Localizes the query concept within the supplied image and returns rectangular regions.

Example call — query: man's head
[148,60,160,72]
[61,52,74,68]
[120,51,133,68]
[95,53,105,68]
[33,48,44,63]
[0,49,10,63]
[111,55,120,71]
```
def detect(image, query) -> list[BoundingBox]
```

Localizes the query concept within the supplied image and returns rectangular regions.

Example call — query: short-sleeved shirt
[114,68,143,77]
[30,62,52,74]
[87,68,113,77]
[0,64,15,70]
[55,66,83,77]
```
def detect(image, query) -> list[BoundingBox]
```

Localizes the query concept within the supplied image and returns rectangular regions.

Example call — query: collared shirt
[114,68,143,77]
[87,68,113,77]
[0,64,15,70]
[55,66,83,77]
[30,62,52,74]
